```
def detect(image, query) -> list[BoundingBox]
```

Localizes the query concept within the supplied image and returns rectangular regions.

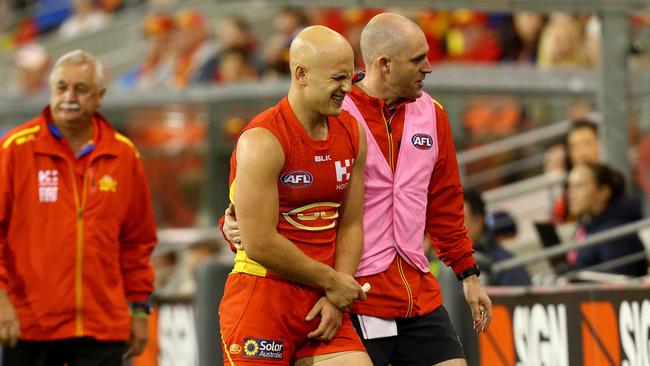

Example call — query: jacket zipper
[397,255,414,317]
[380,109,396,172]
[67,162,88,336]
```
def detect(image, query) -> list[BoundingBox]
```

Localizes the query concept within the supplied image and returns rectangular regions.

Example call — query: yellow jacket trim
[2,125,41,149]
[431,98,444,111]
[232,250,268,276]
[114,133,141,158]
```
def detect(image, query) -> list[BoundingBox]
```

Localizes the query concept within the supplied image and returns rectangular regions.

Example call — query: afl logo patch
[281,170,313,188]
[411,133,433,150]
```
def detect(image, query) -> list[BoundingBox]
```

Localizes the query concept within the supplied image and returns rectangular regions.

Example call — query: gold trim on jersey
[282,202,340,231]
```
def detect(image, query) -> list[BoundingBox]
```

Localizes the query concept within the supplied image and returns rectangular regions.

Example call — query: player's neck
[288,91,328,141]
[357,72,399,108]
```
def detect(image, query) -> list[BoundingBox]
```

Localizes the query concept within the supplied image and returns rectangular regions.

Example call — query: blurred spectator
[11,43,50,97]
[537,12,589,68]
[567,119,600,166]
[213,47,257,84]
[462,95,522,138]
[567,162,648,277]
[499,11,545,64]
[543,140,568,174]
[58,0,110,40]
[583,15,600,66]
[196,16,261,84]
[118,12,175,90]
[552,119,600,223]
[262,7,309,78]
[167,8,216,89]
[464,190,531,286]
[417,10,449,64]
[445,10,501,63]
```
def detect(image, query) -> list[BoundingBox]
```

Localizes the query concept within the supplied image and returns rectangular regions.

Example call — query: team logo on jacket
[98,175,117,192]
[283,202,340,231]
[38,169,59,203]
[281,170,313,188]
[229,343,242,355]
[243,338,284,359]
[411,133,433,150]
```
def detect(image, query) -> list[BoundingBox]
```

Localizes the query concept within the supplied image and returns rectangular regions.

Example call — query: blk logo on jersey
[281,170,313,188]
[243,338,284,359]
[283,202,340,231]
[38,169,59,203]
[411,133,433,150]
[315,154,331,162]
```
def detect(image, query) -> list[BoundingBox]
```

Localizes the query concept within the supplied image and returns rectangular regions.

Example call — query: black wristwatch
[456,264,481,281]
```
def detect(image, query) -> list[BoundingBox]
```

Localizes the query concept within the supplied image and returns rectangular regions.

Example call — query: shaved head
[289,25,353,74]
[287,25,354,119]
[360,13,422,67]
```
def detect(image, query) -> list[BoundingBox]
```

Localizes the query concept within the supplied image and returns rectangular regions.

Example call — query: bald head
[289,25,353,75]
[360,13,423,67]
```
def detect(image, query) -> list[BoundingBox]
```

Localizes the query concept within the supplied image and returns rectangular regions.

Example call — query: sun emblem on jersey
[244,339,259,356]
[283,202,340,231]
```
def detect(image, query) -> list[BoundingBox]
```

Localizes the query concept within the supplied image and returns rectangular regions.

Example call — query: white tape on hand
[362,283,371,293]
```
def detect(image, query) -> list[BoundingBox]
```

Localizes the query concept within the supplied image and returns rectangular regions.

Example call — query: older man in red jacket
[0,50,157,366]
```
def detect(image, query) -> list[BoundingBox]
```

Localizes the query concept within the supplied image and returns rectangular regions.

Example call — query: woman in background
[567,162,648,277]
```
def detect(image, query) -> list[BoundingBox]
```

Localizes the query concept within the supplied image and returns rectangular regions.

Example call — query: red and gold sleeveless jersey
[229,97,360,277]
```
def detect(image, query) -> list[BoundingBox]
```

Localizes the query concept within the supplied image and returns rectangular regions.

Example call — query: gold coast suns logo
[283,202,340,231]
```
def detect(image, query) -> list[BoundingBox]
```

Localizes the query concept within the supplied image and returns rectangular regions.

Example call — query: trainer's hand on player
[462,275,492,333]
[325,272,366,311]
[0,291,20,347]
[124,316,148,359]
[305,296,342,341]
[223,204,242,250]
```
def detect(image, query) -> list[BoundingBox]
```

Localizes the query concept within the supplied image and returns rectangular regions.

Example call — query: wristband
[456,264,481,282]
[130,308,150,318]
[130,301,152,314]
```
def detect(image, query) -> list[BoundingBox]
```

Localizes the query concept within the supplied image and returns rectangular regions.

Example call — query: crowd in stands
[2,3,649,295]
[3,3,650,98]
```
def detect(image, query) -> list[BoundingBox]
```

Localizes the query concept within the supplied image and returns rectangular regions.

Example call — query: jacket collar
[34,106,120,159]
[350,72,414,115]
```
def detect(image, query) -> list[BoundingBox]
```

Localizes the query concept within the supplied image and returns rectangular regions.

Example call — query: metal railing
[492,217,650,276]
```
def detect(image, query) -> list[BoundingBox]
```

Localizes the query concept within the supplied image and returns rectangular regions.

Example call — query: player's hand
[305,296,343,341]
[124,316,148,359]
[324,272,366,311]
[0,291,20,347]
[223,203,242,250]
[462,275,492,333]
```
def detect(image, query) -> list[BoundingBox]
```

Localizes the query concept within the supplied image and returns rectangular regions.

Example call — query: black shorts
[351,306,465,366]
[2,337,126,366]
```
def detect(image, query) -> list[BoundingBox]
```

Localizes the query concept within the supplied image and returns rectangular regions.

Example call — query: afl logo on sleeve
[411,133,433,150]
[281,170,313,188]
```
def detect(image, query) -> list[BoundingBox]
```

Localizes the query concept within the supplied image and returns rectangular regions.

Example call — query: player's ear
[294,64,308,85]
[378,55,391,75]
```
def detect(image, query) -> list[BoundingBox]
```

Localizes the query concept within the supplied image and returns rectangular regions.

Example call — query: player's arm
[334,123,367,276]
[235,128,364,309]
[306,123,367,341]
[425,104,491,333]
